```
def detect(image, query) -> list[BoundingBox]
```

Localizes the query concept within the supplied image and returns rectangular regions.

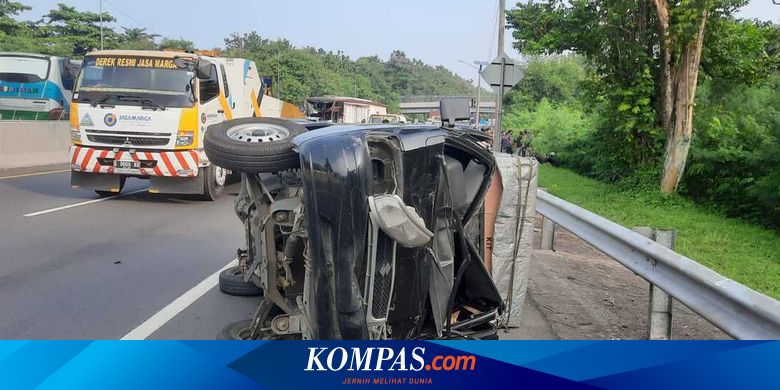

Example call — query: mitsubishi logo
[122,137,133,146]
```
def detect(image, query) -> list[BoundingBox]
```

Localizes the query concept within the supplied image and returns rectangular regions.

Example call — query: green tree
[507,0,777,191]
[504,55,587,109]
[0,0,29,35]
[159,37,195,51]
[0,0,47,53]
[121,27,158,50]
[509,0,663,179]
[222,32,474,109]
[34,3,119,55]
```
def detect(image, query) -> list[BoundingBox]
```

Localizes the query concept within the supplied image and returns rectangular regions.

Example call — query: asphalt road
[0,166,249,339]
[0,166,559,340]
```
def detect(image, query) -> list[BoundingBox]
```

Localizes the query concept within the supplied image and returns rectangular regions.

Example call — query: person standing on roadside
[518,129,533,157]
[484,127,494,149]
[501,131,513,154]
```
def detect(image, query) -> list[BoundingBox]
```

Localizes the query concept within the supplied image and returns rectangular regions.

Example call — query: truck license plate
[114,160,140,170]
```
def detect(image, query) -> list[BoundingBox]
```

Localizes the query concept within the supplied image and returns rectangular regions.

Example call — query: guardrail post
[633,227,675,340]
[538,188,556,251]
[540,217,555,251]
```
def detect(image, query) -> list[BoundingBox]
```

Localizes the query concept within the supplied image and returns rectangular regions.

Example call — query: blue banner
[0,341,777,389]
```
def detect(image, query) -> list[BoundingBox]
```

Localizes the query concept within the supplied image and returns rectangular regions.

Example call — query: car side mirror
[368,194,433,248]
[440,97,471,128]
[173,57,195,71]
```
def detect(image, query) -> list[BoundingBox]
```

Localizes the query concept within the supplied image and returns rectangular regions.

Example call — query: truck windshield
[0,55,50,83]
[73,55,194,108]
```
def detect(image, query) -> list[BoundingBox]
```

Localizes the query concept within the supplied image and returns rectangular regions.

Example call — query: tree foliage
[159,37,195,51]
[35,3,119,55]
[0,3,475,110]
[121,27,158,50]
[504,6,780,230]
[507,0,779,185]
[224,32,475,107]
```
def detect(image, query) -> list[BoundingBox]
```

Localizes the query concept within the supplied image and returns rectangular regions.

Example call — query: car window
[199,64,219,103]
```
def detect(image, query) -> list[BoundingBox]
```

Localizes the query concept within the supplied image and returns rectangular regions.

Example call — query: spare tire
[204,117,306,174]
[219,266,263,297]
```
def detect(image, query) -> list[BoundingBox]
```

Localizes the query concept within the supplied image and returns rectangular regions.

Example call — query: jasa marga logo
[304,347,477,372]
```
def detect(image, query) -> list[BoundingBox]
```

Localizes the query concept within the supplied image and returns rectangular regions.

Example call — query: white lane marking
[22,188,148,218]
[121,258,238,340]
[0,169,69,180]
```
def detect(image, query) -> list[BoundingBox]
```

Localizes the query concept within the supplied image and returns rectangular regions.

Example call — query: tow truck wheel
[200,164,225,201]
[94,176,126,197]
[203,117,306,174]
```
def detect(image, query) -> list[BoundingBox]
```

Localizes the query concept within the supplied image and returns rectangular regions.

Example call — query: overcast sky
[17,0,780,83]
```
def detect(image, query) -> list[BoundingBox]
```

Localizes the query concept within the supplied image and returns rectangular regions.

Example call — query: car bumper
[69,145,201,177]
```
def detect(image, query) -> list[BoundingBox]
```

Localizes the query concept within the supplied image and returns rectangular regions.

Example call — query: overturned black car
[204,115,504,340]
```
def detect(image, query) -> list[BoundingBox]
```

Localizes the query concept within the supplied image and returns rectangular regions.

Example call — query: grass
[538,164,780,300]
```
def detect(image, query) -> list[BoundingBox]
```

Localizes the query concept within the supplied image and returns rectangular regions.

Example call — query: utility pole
[99,0,104,50]
[497,0,505,57]
[493,0,506,151]
[475,62,482,126]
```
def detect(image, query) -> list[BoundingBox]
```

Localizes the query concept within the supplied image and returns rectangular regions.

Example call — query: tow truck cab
[68,49,302,199]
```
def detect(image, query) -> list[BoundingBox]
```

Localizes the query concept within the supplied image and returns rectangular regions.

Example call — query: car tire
[217,319,254,340]
[199,164,226,201]
[95,176,126,197]
[204,117,306,174]
[219,266,263,296]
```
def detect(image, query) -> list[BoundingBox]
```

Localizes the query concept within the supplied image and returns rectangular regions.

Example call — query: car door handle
[217,109,225,114]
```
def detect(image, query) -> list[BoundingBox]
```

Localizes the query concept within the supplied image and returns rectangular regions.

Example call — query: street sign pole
[493,0,507,151]
[480,1,523,150]
[476,63,482,127]
[99,0,104,50]
[493,56,505,152]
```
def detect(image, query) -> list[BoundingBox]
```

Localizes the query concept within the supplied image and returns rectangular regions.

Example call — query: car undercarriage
[205,119,505,340]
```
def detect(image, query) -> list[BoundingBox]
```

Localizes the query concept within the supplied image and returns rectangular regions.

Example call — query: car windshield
[0,55,50,83]
[73,55,194,108]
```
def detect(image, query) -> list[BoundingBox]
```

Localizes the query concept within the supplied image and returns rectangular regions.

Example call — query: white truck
[305,96,387,123]
[68,49,303,200]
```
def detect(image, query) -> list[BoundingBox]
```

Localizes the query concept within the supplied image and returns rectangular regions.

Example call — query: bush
[683,74,780,229]
[502,98,594,157]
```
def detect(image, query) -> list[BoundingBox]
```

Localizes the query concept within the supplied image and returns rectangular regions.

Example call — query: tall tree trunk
[652,0,673,132]
[659,10,708,193]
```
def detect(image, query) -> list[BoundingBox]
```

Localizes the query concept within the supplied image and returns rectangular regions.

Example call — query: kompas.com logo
[304,347,477,372]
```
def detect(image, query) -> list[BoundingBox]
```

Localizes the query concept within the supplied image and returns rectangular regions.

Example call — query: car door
[198,63,224,142]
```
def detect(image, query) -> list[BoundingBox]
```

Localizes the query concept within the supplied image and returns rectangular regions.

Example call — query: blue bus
[0,52,80,120]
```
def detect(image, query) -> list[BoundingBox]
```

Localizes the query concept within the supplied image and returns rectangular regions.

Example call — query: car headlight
[70,127,81,142]
[176,131,194,147]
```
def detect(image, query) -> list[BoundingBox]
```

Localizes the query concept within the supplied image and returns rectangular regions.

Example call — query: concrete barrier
[0,121,70,170]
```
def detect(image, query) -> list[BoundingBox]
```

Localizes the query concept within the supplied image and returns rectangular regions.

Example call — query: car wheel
[199,164,225,201]
[219,266,263,296]
[95,176,126,197]
[217,319,254,340]
[204,117,306,174]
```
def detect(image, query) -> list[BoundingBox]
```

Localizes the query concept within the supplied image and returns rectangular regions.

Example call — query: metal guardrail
[535,189,780,340]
